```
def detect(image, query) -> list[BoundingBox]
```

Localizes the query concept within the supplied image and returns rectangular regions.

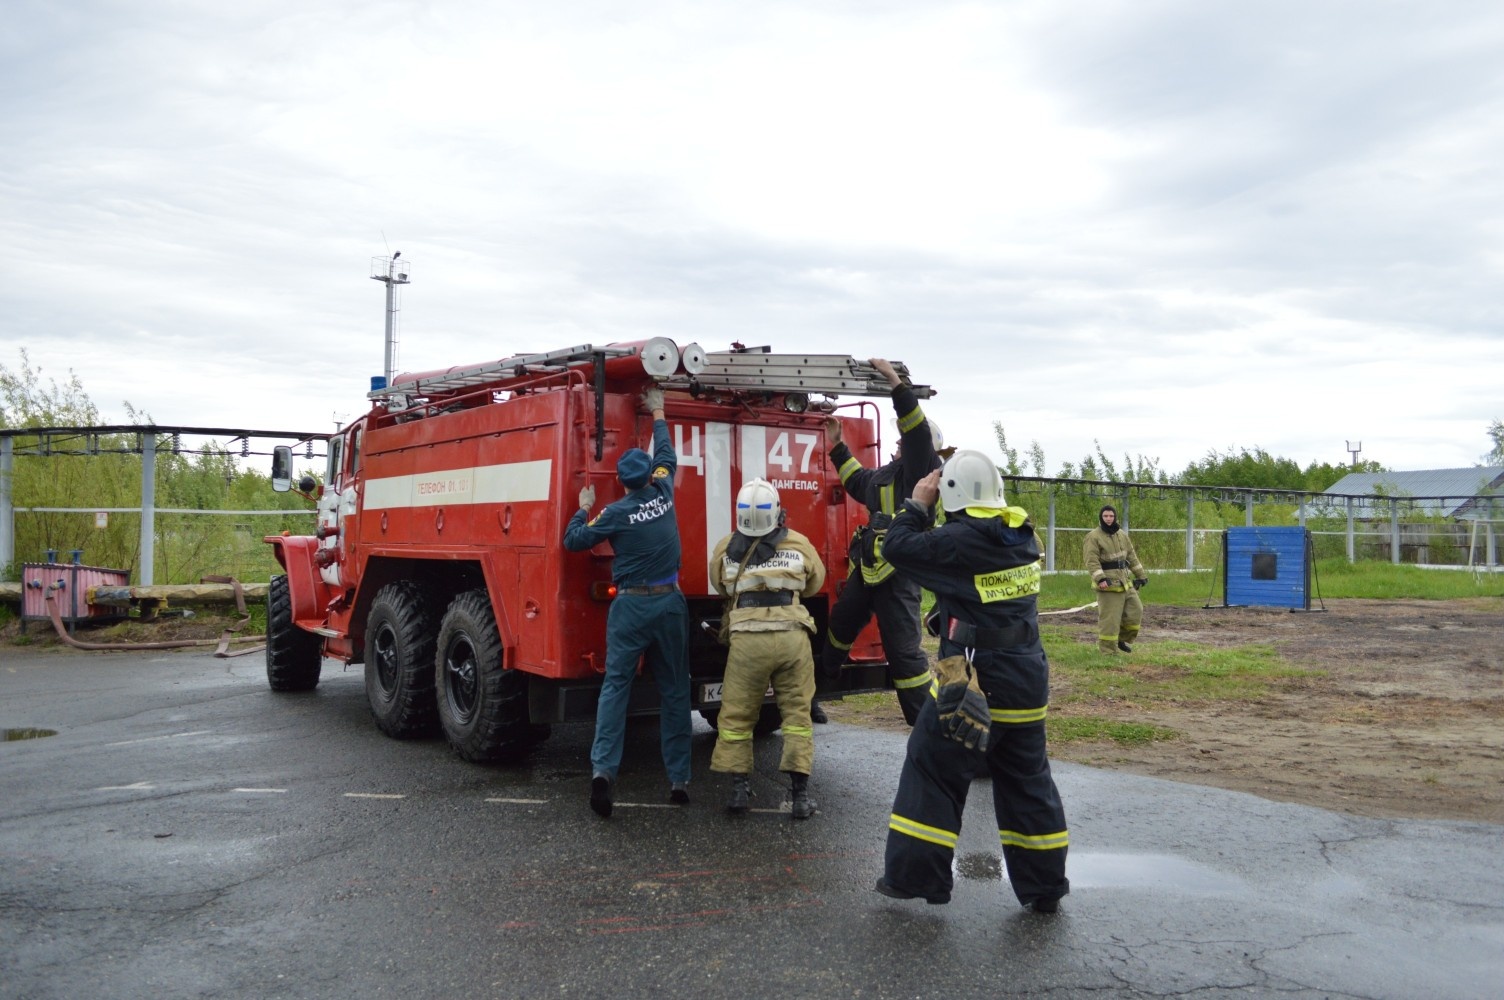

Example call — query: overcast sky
[5,0,1502,476]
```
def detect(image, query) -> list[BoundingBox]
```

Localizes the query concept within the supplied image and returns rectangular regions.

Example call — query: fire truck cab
[265,339,931,762]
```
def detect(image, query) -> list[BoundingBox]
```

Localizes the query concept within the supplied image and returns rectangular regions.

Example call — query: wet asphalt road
[1,648,1501,1000]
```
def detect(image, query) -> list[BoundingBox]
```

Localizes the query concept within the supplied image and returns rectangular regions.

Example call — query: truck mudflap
[263,534,328,630]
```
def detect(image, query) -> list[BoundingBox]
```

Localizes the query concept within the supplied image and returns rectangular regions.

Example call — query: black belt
[736,590,795,608]
[619,584,679,596]
[942,616,1036,649]
[1099,559,1129,569]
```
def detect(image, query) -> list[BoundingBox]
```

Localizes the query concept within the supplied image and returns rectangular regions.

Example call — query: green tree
[1486,419,1504,465]
[1,350,314,583]
[991,421,1025,476]
[1,349,101,427]
[1180,447,1307,491]
[1301,458,1384,492]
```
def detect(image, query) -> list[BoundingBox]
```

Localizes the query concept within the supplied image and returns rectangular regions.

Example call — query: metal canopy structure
[0,425,330,585]
[0,425,330,458]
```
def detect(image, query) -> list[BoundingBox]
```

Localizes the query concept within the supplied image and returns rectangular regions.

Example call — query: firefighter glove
[642,387,665,412]
[933,655,990,753]
[579,485,596,510]
[1133,577,1147,590]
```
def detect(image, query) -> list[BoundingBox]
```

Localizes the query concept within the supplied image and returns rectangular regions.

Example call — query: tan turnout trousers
[710,629,816,775]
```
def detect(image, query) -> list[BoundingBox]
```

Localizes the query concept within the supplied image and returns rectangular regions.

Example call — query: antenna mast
[370,253,411,387]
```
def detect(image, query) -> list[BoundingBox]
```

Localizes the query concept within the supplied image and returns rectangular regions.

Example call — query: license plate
[699,683,774,705]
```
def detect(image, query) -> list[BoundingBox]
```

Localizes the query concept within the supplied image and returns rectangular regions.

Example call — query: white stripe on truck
[363,459,553,510]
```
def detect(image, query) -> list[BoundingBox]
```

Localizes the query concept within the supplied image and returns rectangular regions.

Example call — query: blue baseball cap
[617,448,651,488]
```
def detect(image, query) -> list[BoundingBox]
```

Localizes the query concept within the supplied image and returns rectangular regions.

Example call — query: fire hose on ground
[43,574,266,658]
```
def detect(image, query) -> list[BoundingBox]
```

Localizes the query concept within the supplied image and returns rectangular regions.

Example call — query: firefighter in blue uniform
[873,451,1070,914]
[563,387,693,818]
[818,357,943,726]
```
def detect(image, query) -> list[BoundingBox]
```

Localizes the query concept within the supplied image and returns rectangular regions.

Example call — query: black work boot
[1117,640,1133,653]
[788,772,815,820]
[589,774,613,819]
[726,774,751,814]
[809,699,828,724]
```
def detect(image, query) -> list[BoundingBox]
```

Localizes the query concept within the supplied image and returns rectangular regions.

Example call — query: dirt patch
[821,598,1504,826]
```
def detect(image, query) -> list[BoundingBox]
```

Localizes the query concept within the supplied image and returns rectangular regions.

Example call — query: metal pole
[1353,496,1365,562]
[141,432,157,585]
[1389,498,1400,565]
[1046,493,1056,572]
[1185,494,1195,570]
[370,254,410,387]
[0,436,13,580]
[1245,493,1254,527]
[383,271,397,386]
[1489,500,1498,567]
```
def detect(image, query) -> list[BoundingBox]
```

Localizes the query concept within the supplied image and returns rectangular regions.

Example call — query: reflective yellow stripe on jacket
[860,483,897,585]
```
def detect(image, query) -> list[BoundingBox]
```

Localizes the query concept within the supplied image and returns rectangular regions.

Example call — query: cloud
[3,1,1503,474]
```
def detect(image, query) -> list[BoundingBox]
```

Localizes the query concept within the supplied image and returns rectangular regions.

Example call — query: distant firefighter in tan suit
[1082,504,1147,653]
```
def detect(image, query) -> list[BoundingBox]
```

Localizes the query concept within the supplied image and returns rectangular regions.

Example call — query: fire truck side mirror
[271,446,293,493]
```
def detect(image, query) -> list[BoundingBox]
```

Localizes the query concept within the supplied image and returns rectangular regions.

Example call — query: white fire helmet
[736,478,781,537]
[939,450,1007,512]
[889,417,945,453]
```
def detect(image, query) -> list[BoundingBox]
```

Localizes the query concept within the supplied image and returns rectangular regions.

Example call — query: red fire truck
[264,339,932,762]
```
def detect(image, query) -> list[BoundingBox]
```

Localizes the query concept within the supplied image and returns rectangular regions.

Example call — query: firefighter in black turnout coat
[874,450,1070,913]
[819,357,943,726]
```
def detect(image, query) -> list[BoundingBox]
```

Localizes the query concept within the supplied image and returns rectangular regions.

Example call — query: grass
[1042,629,1316,705]
[1046,716,1177,746]
[824,690,1179,748]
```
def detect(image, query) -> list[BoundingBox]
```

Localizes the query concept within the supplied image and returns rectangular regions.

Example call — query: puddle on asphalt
[954,851,1243,894]
[4,728,58,741]
[1067,853,1247,894]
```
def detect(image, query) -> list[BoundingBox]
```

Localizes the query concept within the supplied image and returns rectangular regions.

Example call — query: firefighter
[873,451,1070,914]
[1082,504,1148,653]
[816,357,942,727]
[708,479,827,818]
[563,387,693,818]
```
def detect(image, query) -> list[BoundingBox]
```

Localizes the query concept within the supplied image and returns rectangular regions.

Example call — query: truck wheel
[365,581,439,738]
[266,574,322,692]
[436,589,539,762]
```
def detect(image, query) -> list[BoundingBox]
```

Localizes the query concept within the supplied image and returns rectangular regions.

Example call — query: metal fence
[1006,476,1502,572]
[4,473,1500,587]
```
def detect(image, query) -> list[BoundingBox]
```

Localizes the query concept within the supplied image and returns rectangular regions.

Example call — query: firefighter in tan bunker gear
[709,479,827,818]
[1082,504,1147,653]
